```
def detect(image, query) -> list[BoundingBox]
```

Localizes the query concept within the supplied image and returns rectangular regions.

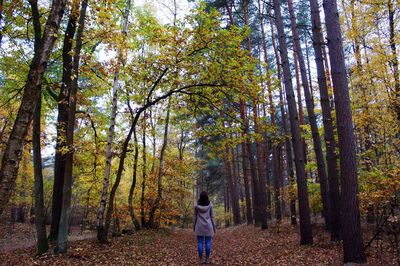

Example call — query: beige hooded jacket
[193,203,216,237]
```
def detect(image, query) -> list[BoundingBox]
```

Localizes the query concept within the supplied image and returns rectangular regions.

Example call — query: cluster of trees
[0,0,398,264]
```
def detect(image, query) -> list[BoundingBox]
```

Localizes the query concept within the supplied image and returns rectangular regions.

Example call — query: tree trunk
[56,0,88,253]
[97,0,131,243]
[273,0,313,244]
[33,96,48,255]
[148,99,171,228]
[309,0,340,239]
[0,0,67,216]
[241,136,253,224]
[225,0,253,226]
[287,0,331,230]
[269,11,297,225]
[322,0,366,262]
[50,0,80,243]
[128,127,141,230]
[388,0,400,124]
[224,130,240,225]
[140,113,147,227]
[29,0,48,255]
[230,142,241,224]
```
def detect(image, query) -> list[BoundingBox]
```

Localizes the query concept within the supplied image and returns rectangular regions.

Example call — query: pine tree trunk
[225,0,253,226]
[287,0,331,230]
[322,0,366,262]
[273,0,313,244]
[241,138,253,224]
[309,0,340,239]
[269,12,297,225]
[230,142,242,224]
[0,0,67,216]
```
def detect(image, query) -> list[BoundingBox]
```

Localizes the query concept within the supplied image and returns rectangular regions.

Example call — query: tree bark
[287,0,331,230]
[388,0,400,124]
[273,0,313,245]
[97,0,131,243]
[322,0,366,262]
[225,0,253,226]
[147,99,171,228]
[29,0,48,255]
[50,0,80,243]
[140,113,147,227]
[128,126,141,230]
[33,95,48,255]
[56,0,89,253]
[309,0,340,239]
[0,0,67,216]
[269,11,297,225]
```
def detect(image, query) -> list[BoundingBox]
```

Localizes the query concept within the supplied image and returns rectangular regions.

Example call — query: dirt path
[0,223,397,265]
[0,224,95,253]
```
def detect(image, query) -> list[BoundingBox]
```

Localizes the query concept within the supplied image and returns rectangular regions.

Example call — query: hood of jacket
[195,203,212,213]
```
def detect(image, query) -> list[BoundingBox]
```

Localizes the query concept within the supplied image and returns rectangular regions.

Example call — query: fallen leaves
[0,220,398,265]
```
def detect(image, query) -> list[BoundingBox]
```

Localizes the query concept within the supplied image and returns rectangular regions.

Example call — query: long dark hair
[198,191,210,206]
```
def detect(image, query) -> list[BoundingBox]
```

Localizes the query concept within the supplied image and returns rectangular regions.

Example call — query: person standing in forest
[194,191,216,264]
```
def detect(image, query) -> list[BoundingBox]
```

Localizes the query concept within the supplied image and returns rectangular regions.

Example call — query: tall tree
[96,0,132,242]
[29,0,48,255]
[57,0,89,253]
[309,0,340,240]
[388,0,400,124]
[269,10,297,225]
[286,0,331,230]
[50,0,80,242]
[0,0,67,216]
[322,0,366,262]
[148,98,171,228]
[273,0,313,245]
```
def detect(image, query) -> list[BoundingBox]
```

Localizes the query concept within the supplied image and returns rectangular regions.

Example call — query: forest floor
[0,220,398,265]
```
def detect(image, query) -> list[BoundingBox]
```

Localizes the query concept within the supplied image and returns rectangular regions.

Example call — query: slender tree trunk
[309,0,341,240]
[273,0,313,244]
[0,0,67,216]
[97,0,131,243]
[322,0,366,262]
[148,99,171,228]
[50,0,80,243]
[56,0,88,253]
[29,0,48,255]
[242,0,265,228]
[0,0,3,47]
[33,95,48,255]
[241,135,253,224]
[128,127,141,230]
[103,110,141,242]
[252,102,268,229]
[388,0,400,124]
[269,11,297,225]
[225,1,253,226]
[224,128,240,225]
[287,0,331,230]
[230,142,242,223]
[140,113,147,227]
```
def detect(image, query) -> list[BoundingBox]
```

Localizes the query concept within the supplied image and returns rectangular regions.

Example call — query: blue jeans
[197,236,212,258]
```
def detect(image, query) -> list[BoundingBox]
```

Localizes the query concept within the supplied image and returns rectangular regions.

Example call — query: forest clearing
[0,0,399,265]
